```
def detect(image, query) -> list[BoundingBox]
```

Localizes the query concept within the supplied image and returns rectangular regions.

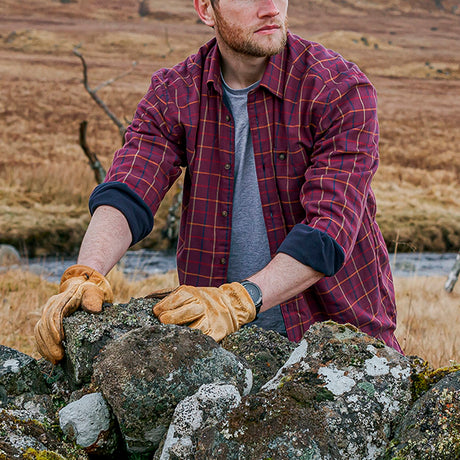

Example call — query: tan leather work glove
[153,283,256,342]
[34,264,113,364]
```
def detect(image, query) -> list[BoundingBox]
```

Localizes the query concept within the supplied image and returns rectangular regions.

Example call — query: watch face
[245,283,259,300]
[242,281,262,307]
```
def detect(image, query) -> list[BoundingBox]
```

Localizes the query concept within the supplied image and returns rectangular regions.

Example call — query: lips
[256,24,281,33]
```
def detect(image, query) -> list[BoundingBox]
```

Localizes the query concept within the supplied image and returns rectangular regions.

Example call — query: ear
[194,0,216,27]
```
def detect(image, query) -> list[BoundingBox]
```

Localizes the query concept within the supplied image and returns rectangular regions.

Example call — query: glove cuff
[60,264,113,304]
[61,264,105,285]
[226,282,257,326]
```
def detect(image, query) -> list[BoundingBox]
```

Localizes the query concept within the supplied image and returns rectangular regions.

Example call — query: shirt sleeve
[279,73,379,276]
[91,71,186,244]
[277,224,344,276]
[88,182,154,246]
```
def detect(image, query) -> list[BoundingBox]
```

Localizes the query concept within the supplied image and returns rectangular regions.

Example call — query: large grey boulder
[62,297,159,386]
[194,321,413,459]
[1,293,457,460]
[92,324,252,455]
[384,369,460,459]
[0,244,21,266]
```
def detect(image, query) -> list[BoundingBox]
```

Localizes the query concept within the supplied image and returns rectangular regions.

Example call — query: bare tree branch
[73,44,136,140]
[93,64,138,93]
[79,120,106,184]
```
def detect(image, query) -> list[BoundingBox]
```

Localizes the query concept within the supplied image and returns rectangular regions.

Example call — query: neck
[218,41,268,89]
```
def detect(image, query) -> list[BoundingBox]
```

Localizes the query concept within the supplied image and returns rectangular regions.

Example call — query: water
[390,252,458,278]
[21,250,459,283]
[24,249,177,284]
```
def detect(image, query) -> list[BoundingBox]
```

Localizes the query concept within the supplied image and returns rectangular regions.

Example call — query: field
[1,0,459,255]
[0,0,459,367]
[0,267,458,369]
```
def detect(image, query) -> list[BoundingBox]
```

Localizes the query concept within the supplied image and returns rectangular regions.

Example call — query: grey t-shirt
[222,78,286,336]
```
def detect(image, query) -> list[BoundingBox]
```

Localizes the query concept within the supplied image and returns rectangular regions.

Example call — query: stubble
[213,8,288,58]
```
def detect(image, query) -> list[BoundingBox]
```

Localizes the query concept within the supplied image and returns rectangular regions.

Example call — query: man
[35,0,402,364]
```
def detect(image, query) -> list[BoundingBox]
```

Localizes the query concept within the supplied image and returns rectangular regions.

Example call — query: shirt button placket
[219,112,232,277]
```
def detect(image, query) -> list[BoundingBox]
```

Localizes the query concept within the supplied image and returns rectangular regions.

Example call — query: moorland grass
[0,266,457,370]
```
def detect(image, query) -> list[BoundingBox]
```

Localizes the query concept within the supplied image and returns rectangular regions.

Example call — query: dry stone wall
[0,296,459,459]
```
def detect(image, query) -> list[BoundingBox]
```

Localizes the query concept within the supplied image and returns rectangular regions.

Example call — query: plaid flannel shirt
[90,32,401,351]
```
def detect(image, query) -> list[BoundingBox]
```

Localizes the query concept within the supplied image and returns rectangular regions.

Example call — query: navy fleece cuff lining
[88,182,154,246]
[276,224,345,276]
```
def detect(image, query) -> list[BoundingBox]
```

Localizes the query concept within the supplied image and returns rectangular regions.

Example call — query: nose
[258,0,280,17]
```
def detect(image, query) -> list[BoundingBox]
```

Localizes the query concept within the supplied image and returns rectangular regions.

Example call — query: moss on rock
[385,370,460,460]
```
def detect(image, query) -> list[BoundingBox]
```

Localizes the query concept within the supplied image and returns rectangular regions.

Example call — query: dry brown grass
[105,264,179,302]
[0,267,457,370]
[1,1,459,255]
[0,269,57,355]
[394,275,459,368]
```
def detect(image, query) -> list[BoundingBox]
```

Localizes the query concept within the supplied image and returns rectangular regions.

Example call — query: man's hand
[153,283,256,342]
[34,265,113,364]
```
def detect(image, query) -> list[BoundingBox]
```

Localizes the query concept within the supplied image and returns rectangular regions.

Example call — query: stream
[23,250,459,284]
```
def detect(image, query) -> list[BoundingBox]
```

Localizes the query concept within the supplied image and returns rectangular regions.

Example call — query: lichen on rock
[0,346,48,404]
[194,321,413,459]
[0,297,457,460]
[0,409,87,460]
[384,370,460,459]
[62,297,160,386]
[92,324,252,455]
[154,383,242,459]
[221,325,297,394]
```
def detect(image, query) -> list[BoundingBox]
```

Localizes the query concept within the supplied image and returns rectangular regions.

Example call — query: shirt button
[220,258,226,265]
[224,163,231,170]
[222,210,228,217]
[226,115,231,122]
[279,153,286,160]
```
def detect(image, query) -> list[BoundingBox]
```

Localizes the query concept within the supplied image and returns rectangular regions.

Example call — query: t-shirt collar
[206,33,290,100]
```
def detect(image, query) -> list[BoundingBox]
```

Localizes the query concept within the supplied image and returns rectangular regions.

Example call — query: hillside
[0,0,459,255]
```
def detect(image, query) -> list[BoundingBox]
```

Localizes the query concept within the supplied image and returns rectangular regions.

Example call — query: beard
[213,8,287,58]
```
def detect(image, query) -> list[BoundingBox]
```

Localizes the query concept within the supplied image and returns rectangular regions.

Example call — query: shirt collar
[205,32,292,99]
[204,38,225,96]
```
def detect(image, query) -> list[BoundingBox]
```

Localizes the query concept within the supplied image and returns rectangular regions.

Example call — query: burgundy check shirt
[92,33,401,352]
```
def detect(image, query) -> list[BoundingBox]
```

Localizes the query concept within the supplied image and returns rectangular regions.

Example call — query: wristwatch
[240,280,263,316]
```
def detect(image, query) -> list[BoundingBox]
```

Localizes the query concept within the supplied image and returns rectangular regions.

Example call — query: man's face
[211,0,288,58]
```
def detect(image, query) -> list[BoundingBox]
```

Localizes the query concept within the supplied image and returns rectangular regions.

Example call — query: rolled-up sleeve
[88,181,153,245]
[278,76,379,276]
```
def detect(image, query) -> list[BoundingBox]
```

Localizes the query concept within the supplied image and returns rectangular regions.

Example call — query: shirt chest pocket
[274,136,312,202]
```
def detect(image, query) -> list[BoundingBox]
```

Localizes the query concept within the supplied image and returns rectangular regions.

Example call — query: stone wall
[0,296,459,459]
